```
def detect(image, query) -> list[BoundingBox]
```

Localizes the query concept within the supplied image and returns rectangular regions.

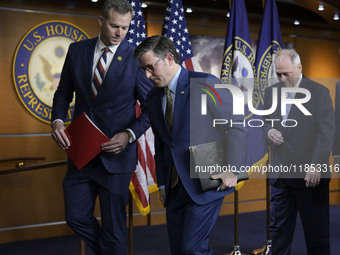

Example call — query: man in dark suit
[263,49,335,255]
[51,0,152,254]
[332,80,340,166]
[134,35,248,254]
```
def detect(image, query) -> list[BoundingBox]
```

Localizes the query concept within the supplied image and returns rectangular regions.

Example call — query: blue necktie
[284,92,293,120]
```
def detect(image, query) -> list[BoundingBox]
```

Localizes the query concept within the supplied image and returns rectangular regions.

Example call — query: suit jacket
[263,77,335,187]
[52,37,153,173]
[147,68,248,206]
[332,81,340,155]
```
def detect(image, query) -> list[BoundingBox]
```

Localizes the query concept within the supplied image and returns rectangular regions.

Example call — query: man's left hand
[101,132,129,154]
[304,165,321,188]
[211,172,238,191]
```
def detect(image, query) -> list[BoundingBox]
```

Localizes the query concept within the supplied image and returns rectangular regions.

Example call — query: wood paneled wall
[0,2,339,244]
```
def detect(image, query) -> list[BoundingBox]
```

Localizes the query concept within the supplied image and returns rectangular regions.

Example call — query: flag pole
[265,177,272,251]
[251,179,271,255]
[252,0,283,252]
[129,192,134,255]
[251,150,271,255]
[226,190,248,255]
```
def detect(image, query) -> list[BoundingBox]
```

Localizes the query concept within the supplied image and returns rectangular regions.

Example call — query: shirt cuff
[51,119,64,127]
[125,128,136,143]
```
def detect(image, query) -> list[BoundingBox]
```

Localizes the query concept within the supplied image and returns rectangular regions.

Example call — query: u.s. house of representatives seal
[13,20,90,124]
[220,37,256,120]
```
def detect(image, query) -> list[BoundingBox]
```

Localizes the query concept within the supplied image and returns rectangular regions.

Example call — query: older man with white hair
[263,49,335,255]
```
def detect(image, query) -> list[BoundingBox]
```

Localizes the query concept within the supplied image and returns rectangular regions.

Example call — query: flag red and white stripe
[127,0,157,215]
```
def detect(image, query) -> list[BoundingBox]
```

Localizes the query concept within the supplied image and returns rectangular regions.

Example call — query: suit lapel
[270,83,286,134]
[172,68,190,137]
[150,68,190,139]
[284,79,308,132]
[152,88,171,140]
[99,40,129,93]
[83,38,96,92]
[282,79,308,134]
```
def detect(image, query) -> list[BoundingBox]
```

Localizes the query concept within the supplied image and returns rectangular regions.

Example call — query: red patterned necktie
[92,47,110,97]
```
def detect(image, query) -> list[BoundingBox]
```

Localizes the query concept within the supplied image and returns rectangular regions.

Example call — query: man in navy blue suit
[263,49,335,255]
[134,35,248,254]
[51,0,152,254]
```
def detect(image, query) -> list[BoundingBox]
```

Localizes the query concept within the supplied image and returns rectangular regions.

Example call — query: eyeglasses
[141,54,166,73]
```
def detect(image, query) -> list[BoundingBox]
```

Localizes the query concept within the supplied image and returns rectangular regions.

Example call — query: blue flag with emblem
[253,0,283,169]
[221,0,267,190]
[255,0,283,88]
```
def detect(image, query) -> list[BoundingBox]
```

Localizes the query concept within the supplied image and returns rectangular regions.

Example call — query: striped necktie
[165,87,178,188]
[92,47,110,97]
[165,87,173,134]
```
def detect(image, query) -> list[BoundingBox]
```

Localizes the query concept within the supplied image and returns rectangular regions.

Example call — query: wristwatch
[124,130,133,143]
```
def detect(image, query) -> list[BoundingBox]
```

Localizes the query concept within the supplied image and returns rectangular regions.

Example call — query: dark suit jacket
[146,68,248,206]
[332,81,340,155]
[263,77,335,187]
[52,37,153,173]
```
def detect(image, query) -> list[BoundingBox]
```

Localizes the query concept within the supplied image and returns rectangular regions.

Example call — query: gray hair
[134,35,180,64]
[101,0,134,20]
[275,49,301,68]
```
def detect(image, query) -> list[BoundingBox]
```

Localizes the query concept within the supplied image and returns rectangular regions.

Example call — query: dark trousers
[166,180,223,255]
[63,157,131,255]
[269,179,330,255]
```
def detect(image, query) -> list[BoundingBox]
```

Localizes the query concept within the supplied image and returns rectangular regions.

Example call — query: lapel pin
[180,91,185,94]
[117,56,122,61]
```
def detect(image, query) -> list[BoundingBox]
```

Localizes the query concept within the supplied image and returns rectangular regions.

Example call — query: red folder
[65,113,110,170]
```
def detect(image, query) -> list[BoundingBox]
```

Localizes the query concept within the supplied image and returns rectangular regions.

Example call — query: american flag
[127,0,147,47]
[162,0,195,71]
[126,0,157,216]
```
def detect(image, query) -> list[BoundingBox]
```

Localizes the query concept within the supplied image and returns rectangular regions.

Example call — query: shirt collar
[167,66,182,93]
[96,35,119,54]
[294,73,303,88]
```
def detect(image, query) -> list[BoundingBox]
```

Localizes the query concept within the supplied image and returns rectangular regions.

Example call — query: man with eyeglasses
[134,35,248,254]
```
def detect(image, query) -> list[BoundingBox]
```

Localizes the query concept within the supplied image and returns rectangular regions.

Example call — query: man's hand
[268,129,284,145]
[51,120,70,150]
[211,172,238,191]
[158,189,165,207]
[304,165,321,188]
[101,132,129,154]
